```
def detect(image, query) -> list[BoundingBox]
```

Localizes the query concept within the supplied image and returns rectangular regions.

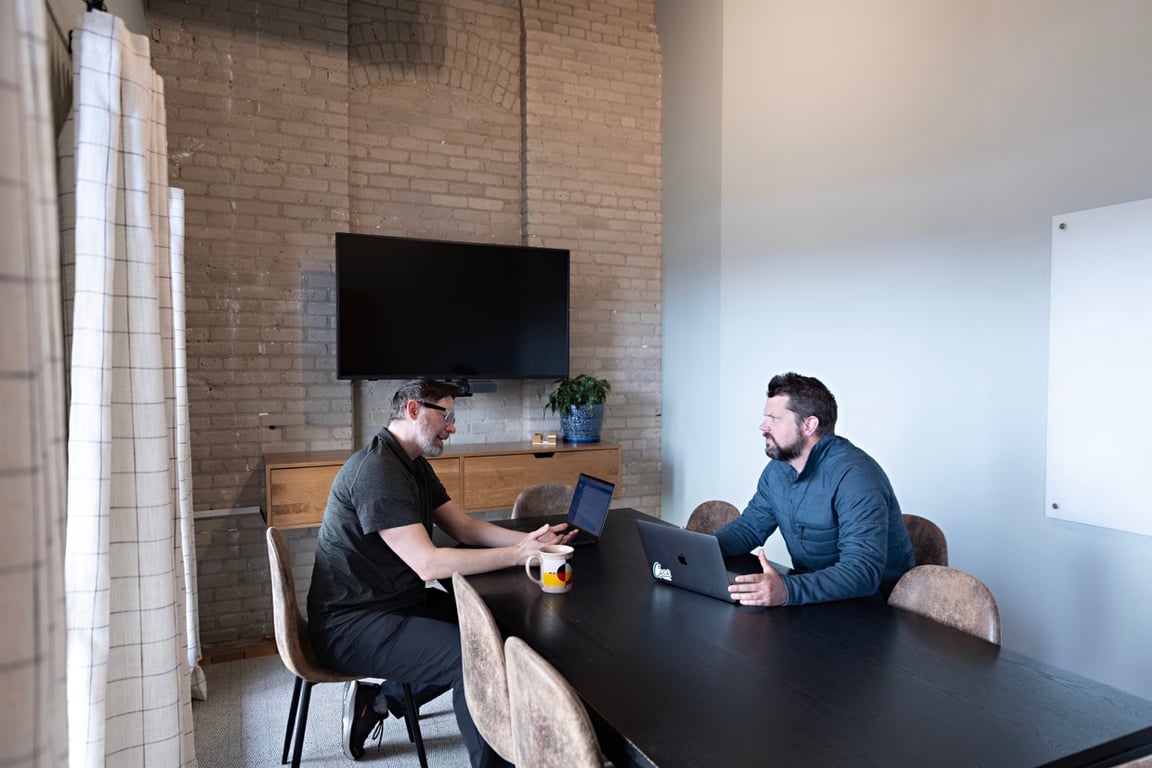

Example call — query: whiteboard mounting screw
[1051,502,1059,510]
[1058,222,1066,230]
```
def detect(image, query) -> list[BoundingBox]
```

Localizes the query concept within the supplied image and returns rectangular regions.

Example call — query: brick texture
[150,0,661,656]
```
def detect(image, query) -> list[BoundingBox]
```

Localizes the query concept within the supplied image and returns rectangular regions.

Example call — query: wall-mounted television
[335,233,571,381]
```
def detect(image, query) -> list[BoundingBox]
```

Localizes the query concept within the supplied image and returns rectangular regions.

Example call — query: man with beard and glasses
[307,378,574,767]
[714,372,914,607]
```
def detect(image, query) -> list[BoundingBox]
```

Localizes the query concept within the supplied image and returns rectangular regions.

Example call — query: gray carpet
[193,654,470,767]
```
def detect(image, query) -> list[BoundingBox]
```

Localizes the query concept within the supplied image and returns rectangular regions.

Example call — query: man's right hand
[728,550,787,606]
[516,522,576,562]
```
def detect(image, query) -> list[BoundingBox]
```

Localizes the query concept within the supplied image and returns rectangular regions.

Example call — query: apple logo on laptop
[677,553,688,566]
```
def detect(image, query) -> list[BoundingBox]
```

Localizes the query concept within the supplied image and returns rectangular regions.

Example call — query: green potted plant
[545,374,611,443]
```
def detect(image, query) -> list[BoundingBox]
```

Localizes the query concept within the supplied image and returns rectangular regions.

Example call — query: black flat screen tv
[335,233,571,381]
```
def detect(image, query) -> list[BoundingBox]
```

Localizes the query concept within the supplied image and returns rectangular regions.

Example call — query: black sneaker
[341,680,385,760]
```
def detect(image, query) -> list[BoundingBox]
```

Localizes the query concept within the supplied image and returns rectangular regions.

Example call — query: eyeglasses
[418,401,456,425]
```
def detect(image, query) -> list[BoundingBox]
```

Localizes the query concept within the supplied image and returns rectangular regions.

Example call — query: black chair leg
[401,682,428,768]
[289,680,315,768]
[282,676,304,765]
[283,676,424,768]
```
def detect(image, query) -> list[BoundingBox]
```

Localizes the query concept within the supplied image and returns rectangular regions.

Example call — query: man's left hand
[536,522,577,546]
[728,550,787,606]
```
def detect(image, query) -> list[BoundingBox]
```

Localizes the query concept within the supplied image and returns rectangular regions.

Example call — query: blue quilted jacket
[714,434,914,605]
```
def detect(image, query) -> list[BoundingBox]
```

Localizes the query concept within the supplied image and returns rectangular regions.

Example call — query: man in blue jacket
[717,372,914,606]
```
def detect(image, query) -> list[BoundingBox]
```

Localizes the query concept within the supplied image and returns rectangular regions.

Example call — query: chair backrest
[266,526,352,683]
[888,564,1001,645]
[685,499,741,534]
[452,572,515,762]
[511,482,575,519]
[505,636,604,768]
[902,513,949,566]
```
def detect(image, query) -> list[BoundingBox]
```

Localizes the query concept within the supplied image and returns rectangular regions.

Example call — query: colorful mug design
[525,544,575,594]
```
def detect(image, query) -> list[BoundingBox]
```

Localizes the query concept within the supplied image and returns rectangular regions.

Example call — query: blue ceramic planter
[561,404,604,443]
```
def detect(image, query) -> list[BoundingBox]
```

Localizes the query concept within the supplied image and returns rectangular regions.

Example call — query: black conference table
[462,508,1152,768]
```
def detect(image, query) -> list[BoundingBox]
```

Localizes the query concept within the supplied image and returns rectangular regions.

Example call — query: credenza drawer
[264,442,621,525]
[461,449,620,510]
[266,463,342,530]
[428,456,461,501]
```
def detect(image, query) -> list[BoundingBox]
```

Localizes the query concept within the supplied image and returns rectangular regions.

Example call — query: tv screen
[335,233,571,381]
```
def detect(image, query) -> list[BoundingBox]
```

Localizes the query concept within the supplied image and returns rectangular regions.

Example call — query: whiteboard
[1046,197,1152,537]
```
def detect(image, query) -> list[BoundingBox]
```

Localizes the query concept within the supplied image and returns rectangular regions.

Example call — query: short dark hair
[390,378,462,420]
[766,372,837,437]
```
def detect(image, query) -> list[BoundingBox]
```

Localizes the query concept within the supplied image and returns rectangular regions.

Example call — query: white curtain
[0,1,69,766]
[58,9,201,768]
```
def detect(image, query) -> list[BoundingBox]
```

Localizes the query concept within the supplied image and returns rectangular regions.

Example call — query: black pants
[313,586,511,768]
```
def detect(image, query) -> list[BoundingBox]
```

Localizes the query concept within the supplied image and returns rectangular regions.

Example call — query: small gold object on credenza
[531,432,558,446]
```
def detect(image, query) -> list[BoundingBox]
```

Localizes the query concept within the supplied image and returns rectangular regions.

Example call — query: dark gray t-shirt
[306,428,450,633]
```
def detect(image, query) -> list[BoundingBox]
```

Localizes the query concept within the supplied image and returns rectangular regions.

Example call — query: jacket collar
[783,433,837,482]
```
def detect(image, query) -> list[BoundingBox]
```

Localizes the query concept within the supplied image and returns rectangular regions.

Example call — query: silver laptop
[635,520,758,602]
[564,473,615,546]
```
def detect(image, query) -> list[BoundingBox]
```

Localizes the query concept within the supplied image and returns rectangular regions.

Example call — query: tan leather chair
[452,571,515,762]
[685,499,741,534]
[266,527,427,768]
[888,564,1001,645]
[902,513,949,566]
[512,482,575,518]
[505,636,609,768]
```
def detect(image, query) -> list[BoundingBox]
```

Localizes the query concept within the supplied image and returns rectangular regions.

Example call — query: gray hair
[389,378,462,420]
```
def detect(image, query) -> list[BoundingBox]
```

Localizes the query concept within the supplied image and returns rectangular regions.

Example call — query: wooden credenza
[264,441,622,529]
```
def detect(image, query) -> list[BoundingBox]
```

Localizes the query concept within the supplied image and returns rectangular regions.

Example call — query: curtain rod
[60,0,108,55]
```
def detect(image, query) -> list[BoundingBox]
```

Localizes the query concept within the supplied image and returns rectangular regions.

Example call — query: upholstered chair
[512,482,575,518]
[266,527,427,768]
[888,564,1001,645]
[685,500,741,534]
[505,636,609,768]
[452,571,515,762]
[902,513,949,566]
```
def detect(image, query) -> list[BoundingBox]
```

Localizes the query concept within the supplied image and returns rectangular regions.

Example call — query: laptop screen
[567,473,615,536]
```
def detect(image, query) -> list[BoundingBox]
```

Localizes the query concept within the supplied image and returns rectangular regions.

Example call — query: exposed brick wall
[194,514,315,648]
[149,0,660,654]
[150,0,353,516]
[522,0,663,506]
[348,0,524,239]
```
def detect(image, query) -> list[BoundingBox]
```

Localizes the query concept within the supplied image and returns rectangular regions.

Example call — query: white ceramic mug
[525,544,574,594]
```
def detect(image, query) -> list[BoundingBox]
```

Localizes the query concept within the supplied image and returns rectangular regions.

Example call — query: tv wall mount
[444,378,497,397]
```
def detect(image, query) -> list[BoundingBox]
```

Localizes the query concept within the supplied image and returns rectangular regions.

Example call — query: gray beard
[417,429,445,457]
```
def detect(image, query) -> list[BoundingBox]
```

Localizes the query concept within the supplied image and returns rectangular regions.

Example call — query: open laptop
[564,473,616,546]
[635,520,760,602]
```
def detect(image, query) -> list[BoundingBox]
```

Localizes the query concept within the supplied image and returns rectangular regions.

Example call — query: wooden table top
[464,508,1152,768]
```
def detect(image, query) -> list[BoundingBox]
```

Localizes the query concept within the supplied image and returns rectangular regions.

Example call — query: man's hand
[515,523,577,562]
[728,550,787,606]
[539,522,578,547]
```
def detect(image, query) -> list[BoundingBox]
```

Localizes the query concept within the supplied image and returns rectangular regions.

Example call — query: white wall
[657,0,724,512]
[660,0,1152,700]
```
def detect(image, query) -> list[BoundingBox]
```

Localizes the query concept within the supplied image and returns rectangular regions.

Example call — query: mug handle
[525,554,543,586]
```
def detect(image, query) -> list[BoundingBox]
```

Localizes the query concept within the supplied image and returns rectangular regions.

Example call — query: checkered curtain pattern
[0,1,69,766]
[58,9,201,767]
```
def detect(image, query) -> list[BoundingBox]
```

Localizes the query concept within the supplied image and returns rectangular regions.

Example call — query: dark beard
[765,436,802,463]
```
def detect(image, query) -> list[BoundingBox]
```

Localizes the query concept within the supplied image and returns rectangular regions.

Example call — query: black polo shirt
[306,428,450,632]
